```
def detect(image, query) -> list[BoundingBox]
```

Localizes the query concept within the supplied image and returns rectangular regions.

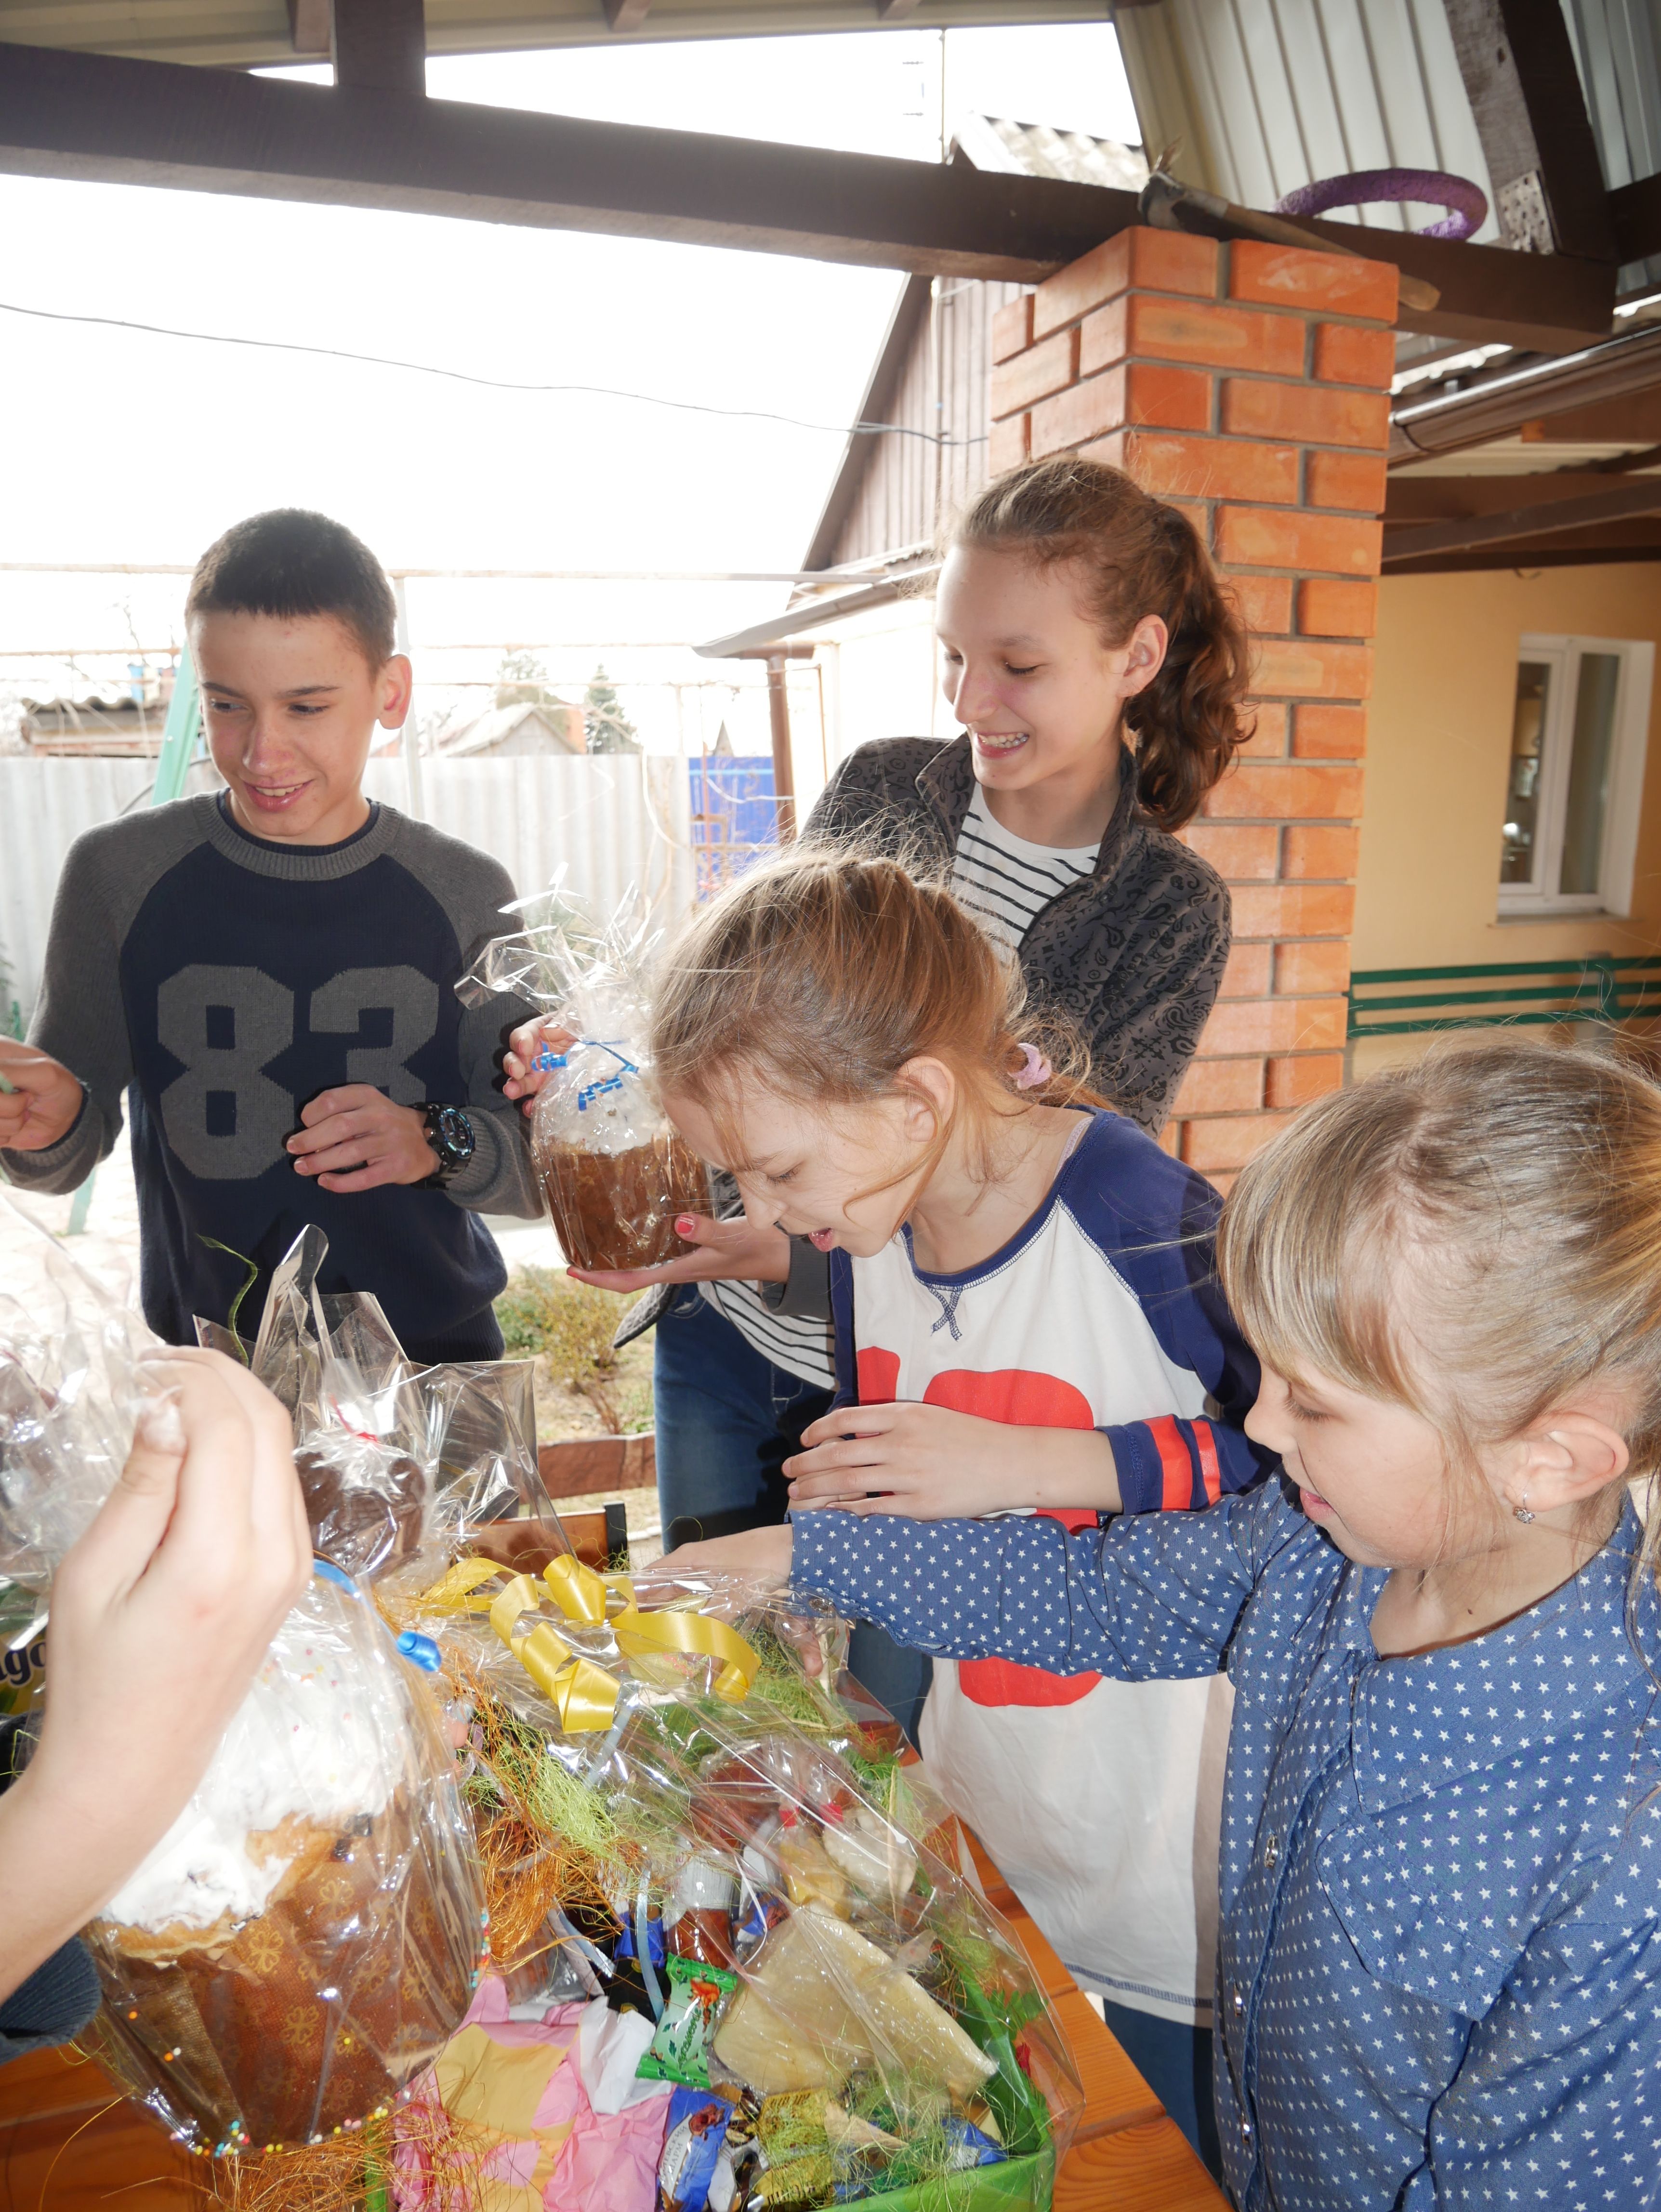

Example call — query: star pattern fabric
[791,1484,1661,2209]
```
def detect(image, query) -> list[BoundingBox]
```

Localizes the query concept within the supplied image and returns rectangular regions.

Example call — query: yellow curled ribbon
[609,1591,759,1704]
[420,1550,761,1725]
[487,1572,621,1733]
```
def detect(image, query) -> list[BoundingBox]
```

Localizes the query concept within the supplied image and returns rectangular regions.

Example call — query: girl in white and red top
[648,849,1275,2175]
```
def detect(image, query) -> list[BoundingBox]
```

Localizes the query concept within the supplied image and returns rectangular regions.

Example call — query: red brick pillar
[989,229,1394,1183]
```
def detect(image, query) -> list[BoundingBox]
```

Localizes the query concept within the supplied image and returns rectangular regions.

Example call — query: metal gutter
[696,565,940,658]
[1390,320,1661,462]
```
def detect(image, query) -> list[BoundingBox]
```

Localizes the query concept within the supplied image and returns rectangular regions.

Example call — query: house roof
[950,113,1147,194]
[798,113,1145,574]
[2,0,1116,66]
[439,700,581,756]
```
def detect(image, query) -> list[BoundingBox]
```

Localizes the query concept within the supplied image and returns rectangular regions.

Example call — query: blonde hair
[949,456,1253,834]
[651,849,1094,1186]
[1218,1036,1661,1565]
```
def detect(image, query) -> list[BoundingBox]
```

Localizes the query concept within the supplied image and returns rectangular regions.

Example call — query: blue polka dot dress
[791,1483,1661,2209]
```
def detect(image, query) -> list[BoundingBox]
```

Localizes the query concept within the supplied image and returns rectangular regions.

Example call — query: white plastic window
[1498,635,1654,918]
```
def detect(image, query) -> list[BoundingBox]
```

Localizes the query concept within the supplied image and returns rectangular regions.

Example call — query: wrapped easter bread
[458,881,704,1273]
[197,1223,554,1583]
[0,1222,486,2156]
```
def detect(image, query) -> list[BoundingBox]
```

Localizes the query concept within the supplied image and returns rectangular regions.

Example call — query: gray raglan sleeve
[0,827,133,1195]
[404,829,541,1218]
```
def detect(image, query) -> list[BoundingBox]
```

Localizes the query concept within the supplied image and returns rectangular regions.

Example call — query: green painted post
[151,650,201,808]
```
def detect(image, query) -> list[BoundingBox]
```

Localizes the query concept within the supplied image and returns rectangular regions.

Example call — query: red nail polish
[675,1215,696,1235]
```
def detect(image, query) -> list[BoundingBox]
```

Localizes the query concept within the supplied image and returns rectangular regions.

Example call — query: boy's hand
[503,1020,577,1114]
[786,1402,1120,1520]
[0,1040,84,1153]
[569,1212,791,1294]
[287,1085,439,1192]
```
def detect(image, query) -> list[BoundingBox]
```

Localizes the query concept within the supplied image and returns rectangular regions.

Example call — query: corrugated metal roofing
[953,112,1148,189]
[1116,0,1503,243]
[0,0,1113,65]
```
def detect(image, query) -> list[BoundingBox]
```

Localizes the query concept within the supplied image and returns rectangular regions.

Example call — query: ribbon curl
[421,1552,759,1730]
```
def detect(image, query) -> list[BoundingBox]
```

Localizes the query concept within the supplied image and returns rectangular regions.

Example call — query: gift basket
[394,1539,1083,2210]
[198,1224,553,1582]
[459,885,705,1273]
[0,1215,488,2162]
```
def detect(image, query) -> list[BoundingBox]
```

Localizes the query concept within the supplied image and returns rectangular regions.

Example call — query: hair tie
[1013,1044,1053,1091]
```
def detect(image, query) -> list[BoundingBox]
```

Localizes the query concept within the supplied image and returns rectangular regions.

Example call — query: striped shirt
[697,1276,836,1389]
[949,787,1099,952]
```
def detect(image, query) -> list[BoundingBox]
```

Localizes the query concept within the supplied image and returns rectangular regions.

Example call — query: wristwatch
[419,1103,476,1188]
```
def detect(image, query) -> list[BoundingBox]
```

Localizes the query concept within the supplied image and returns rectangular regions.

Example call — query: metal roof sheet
[1116,0,1503,244]
[0,0,1113,65]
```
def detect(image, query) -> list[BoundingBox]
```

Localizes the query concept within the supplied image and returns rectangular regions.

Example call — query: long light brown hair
[949,455,1252,833]
[651,850,1096,1192]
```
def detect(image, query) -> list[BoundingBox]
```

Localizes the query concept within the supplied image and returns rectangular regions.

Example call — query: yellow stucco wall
[1351,563,1661,1074]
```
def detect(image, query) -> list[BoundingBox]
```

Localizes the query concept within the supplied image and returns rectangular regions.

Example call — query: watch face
[426,1106,475,1170]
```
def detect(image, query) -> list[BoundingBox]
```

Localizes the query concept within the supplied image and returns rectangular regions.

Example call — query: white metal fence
[0,754,694,1028]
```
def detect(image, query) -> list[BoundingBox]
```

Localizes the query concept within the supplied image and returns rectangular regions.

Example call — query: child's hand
[657,1523,796,1585]
[1,1351,309,2003]
[286,1085,440,1192]
[503,1020,577,1113]
[569,1213,791,1293]
[786,1402,1120,1520]
[0,1040,84,1153]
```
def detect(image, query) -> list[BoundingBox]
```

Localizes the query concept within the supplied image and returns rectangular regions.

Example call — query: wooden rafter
[1384,474,1661,560]
[1441,0,1617,262]
[0,40,1622,345]
[332,0,427,91]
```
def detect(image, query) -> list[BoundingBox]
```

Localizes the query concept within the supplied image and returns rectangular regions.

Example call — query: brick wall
[989,228,1395,1183]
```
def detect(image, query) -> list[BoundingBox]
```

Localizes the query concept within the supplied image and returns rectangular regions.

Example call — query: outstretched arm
[0,1353,309,2010]
[672,1479,1299,1683]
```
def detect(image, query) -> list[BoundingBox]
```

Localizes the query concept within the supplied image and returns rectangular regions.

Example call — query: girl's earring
[1513,1491,1536,1525]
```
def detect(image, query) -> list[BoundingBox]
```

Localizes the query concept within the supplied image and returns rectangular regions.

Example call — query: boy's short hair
[186,509,396,669]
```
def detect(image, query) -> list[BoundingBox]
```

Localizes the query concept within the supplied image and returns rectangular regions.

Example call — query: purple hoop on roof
[1276,168,1489,242]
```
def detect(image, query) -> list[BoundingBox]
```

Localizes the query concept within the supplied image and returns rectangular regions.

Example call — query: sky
[0,24,1139,742]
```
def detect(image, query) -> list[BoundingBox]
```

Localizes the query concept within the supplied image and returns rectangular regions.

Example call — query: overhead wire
[0,299,989,448]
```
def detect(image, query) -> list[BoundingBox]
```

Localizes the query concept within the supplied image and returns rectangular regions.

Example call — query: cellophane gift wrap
[197,1224,554,1584]
[0,1215,488,2157]
[458,884,704,1273]
[391,1542,1084,2210]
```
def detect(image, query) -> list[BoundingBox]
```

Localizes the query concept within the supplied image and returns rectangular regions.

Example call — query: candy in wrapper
[639,1953,740,2089]
[458,884,705,1273]
[659,2085,735,2212]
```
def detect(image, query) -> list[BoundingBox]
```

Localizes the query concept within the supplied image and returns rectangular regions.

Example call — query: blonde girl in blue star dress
[677,1036,1661,2212]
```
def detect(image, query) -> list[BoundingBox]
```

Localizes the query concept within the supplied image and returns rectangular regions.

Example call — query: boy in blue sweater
[0,510,538,1359]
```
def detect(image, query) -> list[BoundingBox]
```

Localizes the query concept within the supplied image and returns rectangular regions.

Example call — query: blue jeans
[652,1289,934,1744]
[653,1286,833,1534]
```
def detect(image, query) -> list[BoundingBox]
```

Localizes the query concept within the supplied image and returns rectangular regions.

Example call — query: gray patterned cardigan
[805,734,1230,1136]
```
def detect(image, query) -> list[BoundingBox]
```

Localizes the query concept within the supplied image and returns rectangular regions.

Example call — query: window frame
[1498,633,1654,920]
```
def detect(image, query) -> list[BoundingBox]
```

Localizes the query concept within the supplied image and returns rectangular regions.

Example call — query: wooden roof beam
[1384,473,1661,560]
[1441,0,1617,262]
[332,0,427,92]
[0,41,1620,343]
